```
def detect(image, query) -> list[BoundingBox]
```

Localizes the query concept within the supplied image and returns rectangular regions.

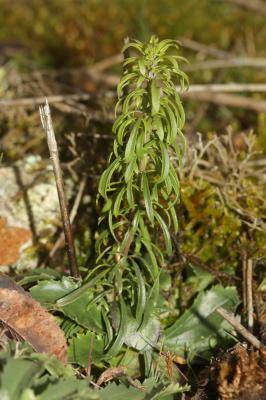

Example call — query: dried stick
[48,177,86,260]
[246,258,254,333]
[216,307,263,350]
[182,91,266,113]
[39,99,79,277]
[89,54,122,73]
[185,83,266,92]
[96,366,127,386]
[242,252,247,313]
[179,36,231,59]
[2,83,266,109]
[0,93,90,108]
[86,332,94,377]
[185,57,266,72]
[87,72,266,94]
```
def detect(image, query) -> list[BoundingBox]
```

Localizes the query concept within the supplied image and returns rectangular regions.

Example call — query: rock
[0,217,31,266]
[0,155,72,271]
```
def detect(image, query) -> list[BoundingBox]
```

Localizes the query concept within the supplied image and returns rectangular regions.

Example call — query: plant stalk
[39,99,79,277]
[216,306,262,350]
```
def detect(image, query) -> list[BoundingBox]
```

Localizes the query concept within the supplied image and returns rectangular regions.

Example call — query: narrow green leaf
[153,115,164,141]
[169,204,179,233]
[169,166,180,199]
[164,174,172,195]
[106,298,127,357]
[98,157,121,199]
[132,261,146,324]
[163,103,177,144]
[157,39,178,54]
[126,177,135,208]
[102,309,113,345]
[113,187,126,217]
[108,210,117,242]
[117,72,138,97]
[125,117,142,162]
[141,273,160,329]
[117,118,132,145]
[151,183,158,202]
[142,173,154,225]
[125,156,136,182]
[120,212,140,254]
[158,142,170,181]
[154,211,172,256]
[140,238,158,280]
[122,40,144,54]
[139,214,151,241]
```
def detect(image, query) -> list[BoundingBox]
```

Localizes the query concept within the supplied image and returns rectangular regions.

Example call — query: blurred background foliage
[1,0,266,67]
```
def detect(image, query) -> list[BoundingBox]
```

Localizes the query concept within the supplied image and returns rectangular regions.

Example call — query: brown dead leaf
[0,274,67,364]
[0,217,31,265]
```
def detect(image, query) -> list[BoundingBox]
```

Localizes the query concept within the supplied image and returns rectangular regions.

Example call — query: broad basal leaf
[30,278,104,333]
[164,285,239,359]
[68,333,106,368]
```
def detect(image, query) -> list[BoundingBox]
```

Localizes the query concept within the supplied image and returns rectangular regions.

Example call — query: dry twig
[0,93,90,108]
[179,37,231,59]
[216,307,263,350]
[185,57,266,71]
[185,83,266,92]
[246,258,254,333]
[96,366,127,386]
[39,99,79,277]
[2,83,266,111]
[86,332,94,377]
[182,91,266,113]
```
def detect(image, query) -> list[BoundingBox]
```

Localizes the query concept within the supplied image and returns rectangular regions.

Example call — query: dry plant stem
[39,100,79,277]
[96,366,127,386]
[86,332,94,377]
[182,91,266,113]
[179,36,231,59]
[242,252,247,313]
[0,93,90,107]
[185,57,266,71]
[2,83,266,109]
[88,53,122,73]
[185,83,266,92]
[93,74,266,93]
[246,258,254,333]
[216,307,262,350]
